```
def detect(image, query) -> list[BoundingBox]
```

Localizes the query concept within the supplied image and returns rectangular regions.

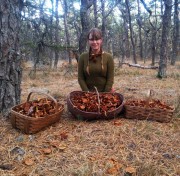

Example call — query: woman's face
[88,33,102,53]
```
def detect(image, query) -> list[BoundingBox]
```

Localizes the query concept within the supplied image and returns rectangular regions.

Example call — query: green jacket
[78,52,114,92]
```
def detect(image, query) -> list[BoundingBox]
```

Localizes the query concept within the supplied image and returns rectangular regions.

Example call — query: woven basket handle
[27,91,58,113]
[145,89,154,107]
[94,87,101,114]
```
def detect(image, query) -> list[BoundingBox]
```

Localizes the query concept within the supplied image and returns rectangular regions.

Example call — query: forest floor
[0,59,180,176]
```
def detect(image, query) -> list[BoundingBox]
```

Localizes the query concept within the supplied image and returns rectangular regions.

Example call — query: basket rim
[11,104,64,120]
[124,104,175,112]
[68,90,124,114]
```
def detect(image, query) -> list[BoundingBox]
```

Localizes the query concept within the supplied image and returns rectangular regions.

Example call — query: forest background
[0,0,179,114]
[0,0,179,175]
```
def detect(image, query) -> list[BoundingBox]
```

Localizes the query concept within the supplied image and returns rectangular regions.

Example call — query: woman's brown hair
[86,28,104,75]
[87,28,102,40]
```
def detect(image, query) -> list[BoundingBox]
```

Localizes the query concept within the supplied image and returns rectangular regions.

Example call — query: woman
[78,28,114,92]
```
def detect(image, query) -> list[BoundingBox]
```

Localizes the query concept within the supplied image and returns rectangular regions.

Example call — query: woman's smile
[88,36,102,53]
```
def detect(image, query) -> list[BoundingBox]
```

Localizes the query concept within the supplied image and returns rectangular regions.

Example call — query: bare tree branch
[140,0,152,15]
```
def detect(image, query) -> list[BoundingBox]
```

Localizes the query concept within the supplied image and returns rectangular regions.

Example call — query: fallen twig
[121,62,158,69]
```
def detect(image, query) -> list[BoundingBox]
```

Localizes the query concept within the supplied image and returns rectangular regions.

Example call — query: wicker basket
[67,91,124,120]
[124,103,174,123]
[10,91,64,134]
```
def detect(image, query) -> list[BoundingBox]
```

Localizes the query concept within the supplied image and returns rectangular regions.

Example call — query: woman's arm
[78,55,89,91]
[104,55,114,92]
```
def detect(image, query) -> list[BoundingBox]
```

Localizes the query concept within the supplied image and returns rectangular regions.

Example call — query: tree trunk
[171,0,179,65]
[158,0,172,78]
[71,0,81,41]
[119,33,126,67]
[121,9,130,60]
[63,0,72,65]
[54,0,60,69]
[137,0,143,60]
[101,0,108,50]
[125,0,137,64]
[119,6,130,61]
[151,29,157,66]
[143,31,149,63]
[150,0,159,66]
[0,0,22,116]
[101,0,120,51]
[93,0,98,28]
[79,0,92,54]
[49,0,54,69]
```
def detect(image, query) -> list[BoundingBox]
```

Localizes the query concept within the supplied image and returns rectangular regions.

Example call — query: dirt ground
[0,60,179,176]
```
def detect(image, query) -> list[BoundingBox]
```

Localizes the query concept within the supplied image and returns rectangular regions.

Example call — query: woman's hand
[111,88,115,93]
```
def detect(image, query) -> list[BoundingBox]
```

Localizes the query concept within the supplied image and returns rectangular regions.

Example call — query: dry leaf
[125,166,136,174]
[67,136,76,142]
[79,105,85,110]
[88,156,96,161]
[107,158,116,165]
[49,140,61,148]
[60,131,68,140]
[119,144,125,149]
[46,140,67,151]
[115,163,123,169]
[42,148,52,154]
[82,98,88,103]
[113,120,122,126]
[24,158,34,166]
[106,158,123,174]
[58,143,67,150]
[106,167,118,174]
